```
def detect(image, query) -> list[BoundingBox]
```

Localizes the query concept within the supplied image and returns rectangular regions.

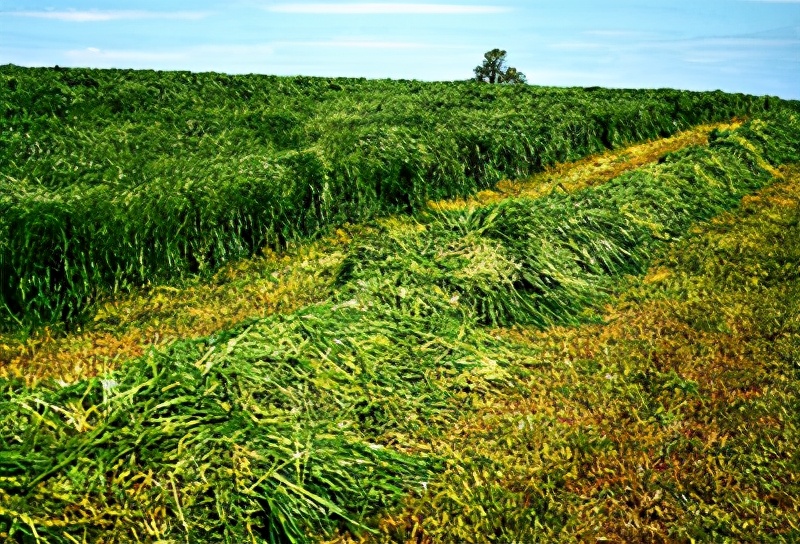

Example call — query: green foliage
[1,65,792,329]
[399,166,800,543]
[1,112,797,543]
[0,301,488,543]
[474,49,527,84]
[337,111,800,328]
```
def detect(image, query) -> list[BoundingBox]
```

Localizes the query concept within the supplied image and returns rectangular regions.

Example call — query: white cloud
[267,3,509,14]
[6,10,209,22]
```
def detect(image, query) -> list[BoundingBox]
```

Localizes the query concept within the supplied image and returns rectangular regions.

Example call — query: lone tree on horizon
[474,49,527,84]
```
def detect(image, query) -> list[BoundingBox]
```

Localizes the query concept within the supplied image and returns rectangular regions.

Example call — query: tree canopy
[474,49,527,84]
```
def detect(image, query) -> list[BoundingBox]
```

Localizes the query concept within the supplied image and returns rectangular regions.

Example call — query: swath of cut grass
[379,165,800,544]
[0,120,744,387]
[1,113,798,543]
[0,302,487,542]
[337,111,799,328]
[428,119,743,212]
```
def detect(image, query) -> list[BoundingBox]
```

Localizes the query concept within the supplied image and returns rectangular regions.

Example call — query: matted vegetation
[1,111,797,542]
[382,165,800,543]
[337,112,798,329]
[0,65,787,328]
[0,120,740,387]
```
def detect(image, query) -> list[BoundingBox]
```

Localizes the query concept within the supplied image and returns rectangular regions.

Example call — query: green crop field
[0,66,799,543]
[0,65,784,329]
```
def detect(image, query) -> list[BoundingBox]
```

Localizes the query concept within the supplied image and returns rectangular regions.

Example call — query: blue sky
[1,1,798,98]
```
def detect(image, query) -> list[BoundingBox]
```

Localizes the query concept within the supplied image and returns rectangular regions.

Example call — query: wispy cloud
[655,30,799,60]
[267,3,510,14]
[583,30,656,38]
[63,40,440,65]
[549,41,609,51]
[524,68,616,86]
[197,44,276,56]
[693,37,799,47]
[5,10,209,22]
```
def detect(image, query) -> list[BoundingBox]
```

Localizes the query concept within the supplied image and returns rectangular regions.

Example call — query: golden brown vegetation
[0,228,357,385]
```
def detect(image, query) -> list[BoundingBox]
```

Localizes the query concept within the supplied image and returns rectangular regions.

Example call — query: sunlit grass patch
[428,120,743,212]
[343,114,797,330]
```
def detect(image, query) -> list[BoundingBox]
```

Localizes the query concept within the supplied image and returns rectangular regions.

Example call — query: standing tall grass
[0,65,792,329]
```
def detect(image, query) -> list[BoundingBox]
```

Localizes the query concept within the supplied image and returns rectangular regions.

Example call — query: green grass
[1,65,792,329]
[1,112,797,542]
[337,111,799,328]
[387,165,800,543]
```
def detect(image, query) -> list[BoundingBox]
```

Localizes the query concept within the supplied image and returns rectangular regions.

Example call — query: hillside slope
[0,119,743,386]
